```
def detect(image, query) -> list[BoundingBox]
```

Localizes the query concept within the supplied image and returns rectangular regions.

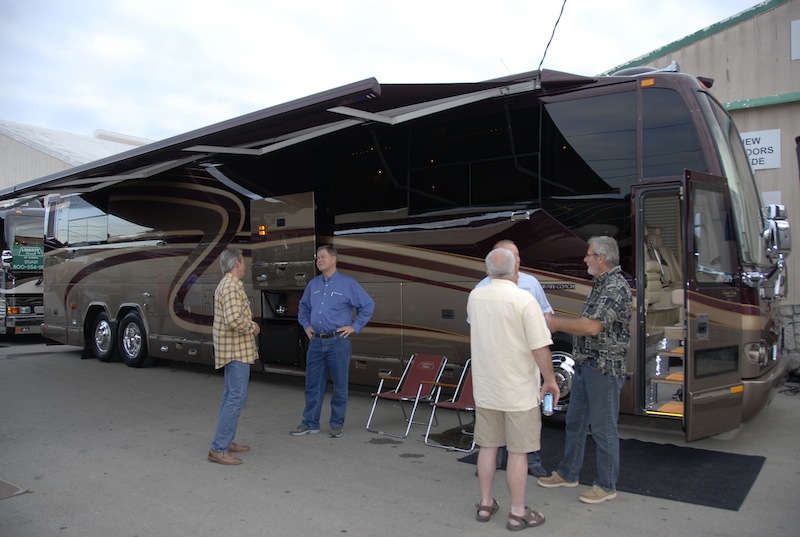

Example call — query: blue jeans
[301,337,351,429]
[210,360,250,452]
[556,360,625,491]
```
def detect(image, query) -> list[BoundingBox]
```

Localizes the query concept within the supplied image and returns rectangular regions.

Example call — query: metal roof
[0,69,596,201]
[0,120,147,167]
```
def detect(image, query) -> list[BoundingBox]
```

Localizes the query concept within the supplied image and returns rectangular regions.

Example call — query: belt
[313,332,337,338]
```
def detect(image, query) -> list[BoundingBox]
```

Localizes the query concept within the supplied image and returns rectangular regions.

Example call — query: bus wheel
[91,312,117,362]
[118,312,154,368]
[551,350,576,410]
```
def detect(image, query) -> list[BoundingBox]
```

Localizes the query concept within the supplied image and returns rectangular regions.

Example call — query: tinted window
[408,99,539,212]
[540,91,636,244]
[642,87,706,178]
[330,128,409,219]
[541,91,637,199]
[692,183,738,284]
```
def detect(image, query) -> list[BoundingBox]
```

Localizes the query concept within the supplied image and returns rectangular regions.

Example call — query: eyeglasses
[585,253,602,257]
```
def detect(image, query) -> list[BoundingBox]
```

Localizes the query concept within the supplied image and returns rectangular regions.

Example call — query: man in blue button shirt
[291,244,375,438]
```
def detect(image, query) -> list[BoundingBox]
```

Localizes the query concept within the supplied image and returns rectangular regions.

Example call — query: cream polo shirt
[467,278,553,412]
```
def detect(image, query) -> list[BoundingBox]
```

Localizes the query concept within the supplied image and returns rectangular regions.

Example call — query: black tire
[91,312,118,362]
[118,312,154,368]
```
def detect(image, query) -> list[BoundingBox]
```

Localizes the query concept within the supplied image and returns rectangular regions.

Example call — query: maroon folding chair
[424,359,475,452]
[365,353,448,438]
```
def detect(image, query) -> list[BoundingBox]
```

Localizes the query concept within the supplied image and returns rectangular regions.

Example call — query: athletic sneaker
[329,428,343,438]
[537,471,579,488]
[290,424,320,436]
[579,485,617,504]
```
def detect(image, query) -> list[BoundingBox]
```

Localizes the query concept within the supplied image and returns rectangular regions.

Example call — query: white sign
[740,129,781,170]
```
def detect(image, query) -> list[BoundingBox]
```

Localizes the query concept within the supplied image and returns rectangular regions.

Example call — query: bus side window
[694,212,721,282]
[693,189,737,284]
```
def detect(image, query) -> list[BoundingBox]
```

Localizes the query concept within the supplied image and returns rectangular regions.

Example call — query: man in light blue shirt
[291,245,375,438]
[475,240,553,477]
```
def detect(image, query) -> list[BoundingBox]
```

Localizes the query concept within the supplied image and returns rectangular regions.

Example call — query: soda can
[542,393,553,416]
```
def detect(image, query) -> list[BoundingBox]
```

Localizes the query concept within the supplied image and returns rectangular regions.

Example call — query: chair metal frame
[424,359,476,452]
[365,353,448,438]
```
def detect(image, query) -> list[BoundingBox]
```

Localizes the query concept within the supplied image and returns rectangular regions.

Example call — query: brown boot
[228,442,251,453]
[207,450,242,465]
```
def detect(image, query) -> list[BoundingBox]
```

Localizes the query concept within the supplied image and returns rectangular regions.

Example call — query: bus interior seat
[645,227,683,328]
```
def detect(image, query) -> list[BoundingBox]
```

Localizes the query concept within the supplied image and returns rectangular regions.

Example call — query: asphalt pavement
[1,339,798,537]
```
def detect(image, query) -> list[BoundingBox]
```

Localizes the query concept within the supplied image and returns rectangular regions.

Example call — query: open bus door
[635,171,744,441]
[250,192,317,369]
[682,171,744,441]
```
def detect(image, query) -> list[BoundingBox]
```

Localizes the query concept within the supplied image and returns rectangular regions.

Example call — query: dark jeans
[301,336,351,429]
[496,447,545,475]
[556,361,624,491]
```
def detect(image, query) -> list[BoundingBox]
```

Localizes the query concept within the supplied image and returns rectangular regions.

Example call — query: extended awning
[0,69,595,201]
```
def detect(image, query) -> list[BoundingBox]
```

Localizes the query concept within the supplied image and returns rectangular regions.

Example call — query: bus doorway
[634,183,687,423]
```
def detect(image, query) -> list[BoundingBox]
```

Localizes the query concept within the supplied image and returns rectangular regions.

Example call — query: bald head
[485,248,516,280]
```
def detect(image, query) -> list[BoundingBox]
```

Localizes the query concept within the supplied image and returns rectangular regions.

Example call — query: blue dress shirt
[298,270,375,334]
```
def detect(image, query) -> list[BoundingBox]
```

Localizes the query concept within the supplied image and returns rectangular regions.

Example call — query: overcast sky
[0,0,762,142]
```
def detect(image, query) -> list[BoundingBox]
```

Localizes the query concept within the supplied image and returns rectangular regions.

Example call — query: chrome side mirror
[762,205,792,261]
[763,204,791,260]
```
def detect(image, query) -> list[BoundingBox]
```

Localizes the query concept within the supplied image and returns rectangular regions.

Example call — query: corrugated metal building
[0,120,150,191]
[607,0,799,368]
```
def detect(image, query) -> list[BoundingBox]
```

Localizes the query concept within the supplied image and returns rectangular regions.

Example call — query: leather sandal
[506,507,545,531]
[475,498,499,522]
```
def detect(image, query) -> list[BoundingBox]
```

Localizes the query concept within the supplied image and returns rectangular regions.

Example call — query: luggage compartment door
[250,192,316,291]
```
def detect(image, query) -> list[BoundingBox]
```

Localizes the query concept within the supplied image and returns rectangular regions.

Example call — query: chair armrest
[379,375,401,381]
[431,381,457,389]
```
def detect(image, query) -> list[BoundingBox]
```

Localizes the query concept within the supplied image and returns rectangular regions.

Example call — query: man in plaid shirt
[208,247,260,465]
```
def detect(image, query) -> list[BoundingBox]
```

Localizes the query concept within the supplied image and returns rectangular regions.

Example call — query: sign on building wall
[740,129,781,170]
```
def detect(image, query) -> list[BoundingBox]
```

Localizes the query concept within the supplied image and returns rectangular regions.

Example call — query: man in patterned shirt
[537,236,632,504]
[208,247,260,465]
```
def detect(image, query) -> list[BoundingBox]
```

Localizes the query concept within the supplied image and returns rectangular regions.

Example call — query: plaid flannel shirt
[213,273,257,369]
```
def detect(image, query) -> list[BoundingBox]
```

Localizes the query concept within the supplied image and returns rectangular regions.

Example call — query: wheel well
[118,306,144,324]
[83,305,111,342]
[550,333,573,353]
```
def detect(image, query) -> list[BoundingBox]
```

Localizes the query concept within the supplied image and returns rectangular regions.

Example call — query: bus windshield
[697,92,766,266]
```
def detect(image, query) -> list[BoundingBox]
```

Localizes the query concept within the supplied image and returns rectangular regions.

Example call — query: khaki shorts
[475,406,541,454]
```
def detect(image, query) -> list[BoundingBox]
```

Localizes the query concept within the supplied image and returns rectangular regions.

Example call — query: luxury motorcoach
[2,67,790,441]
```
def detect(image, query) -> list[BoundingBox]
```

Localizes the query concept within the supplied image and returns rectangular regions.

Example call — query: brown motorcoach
[2,67,790,441]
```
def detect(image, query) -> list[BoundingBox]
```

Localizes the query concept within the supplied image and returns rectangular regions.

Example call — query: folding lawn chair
[424,359,476,452]
[365,353,448,438]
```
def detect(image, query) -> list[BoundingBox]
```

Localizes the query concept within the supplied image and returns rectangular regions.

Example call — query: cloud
[0,0,760,141]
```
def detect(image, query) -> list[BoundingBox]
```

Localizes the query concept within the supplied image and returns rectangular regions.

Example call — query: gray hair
[485,248,516,278]
[220,247,243,275]
[588,236,619,267]
[317,244,338,257]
